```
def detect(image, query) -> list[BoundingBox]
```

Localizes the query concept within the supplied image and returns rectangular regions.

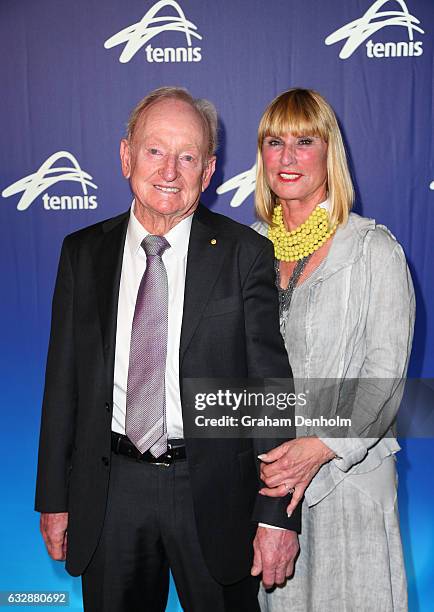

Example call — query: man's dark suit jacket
[35,204,301,584]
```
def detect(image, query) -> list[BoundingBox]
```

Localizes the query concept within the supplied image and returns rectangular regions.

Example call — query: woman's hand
[259,438,336,516]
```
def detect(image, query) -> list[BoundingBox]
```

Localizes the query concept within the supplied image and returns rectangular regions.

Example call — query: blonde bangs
[258,91,331,146]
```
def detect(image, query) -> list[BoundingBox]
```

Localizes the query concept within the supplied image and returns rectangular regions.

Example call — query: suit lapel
[180,206,226,363]
[93,212,129,369]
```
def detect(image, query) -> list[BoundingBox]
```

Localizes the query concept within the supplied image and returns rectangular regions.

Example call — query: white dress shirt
[112,204,192,439]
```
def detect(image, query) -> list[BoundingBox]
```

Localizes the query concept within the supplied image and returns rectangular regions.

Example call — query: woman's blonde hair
[255,88,354,227]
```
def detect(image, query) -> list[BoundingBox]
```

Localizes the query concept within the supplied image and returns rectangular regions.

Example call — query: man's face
[120,99,215,227]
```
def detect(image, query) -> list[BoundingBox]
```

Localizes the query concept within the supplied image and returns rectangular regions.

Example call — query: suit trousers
[81,451,260,612]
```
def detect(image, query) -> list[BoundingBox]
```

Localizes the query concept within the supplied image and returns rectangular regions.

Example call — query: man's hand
[251,526,299,588]
[259,438,335,516]
[40,512,68,561]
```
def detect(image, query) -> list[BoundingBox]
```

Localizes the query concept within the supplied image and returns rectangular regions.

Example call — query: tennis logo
[1,151,98,212]
[325,0,424,59]
[216,165,256,208]
[104,1,202,64]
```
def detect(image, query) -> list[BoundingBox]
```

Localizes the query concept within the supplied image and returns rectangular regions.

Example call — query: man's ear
[120,139,131,179]
[201,156,216,192]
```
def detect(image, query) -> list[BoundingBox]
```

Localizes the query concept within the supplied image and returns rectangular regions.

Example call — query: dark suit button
[104,344,110,352]
[101,456,109,466]
[105,402,111,412]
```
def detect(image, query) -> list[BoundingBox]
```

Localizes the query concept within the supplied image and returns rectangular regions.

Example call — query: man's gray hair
[126,86,218,156]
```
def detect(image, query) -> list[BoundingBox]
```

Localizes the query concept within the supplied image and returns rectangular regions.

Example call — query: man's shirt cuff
[258,522,286,530]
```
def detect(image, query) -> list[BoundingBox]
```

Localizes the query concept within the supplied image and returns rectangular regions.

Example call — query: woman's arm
[258,227,415,509]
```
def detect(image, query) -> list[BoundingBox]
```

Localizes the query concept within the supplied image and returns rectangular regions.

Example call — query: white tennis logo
[325,0,424,59]
[216,165,256,208]
[104,0,202,64]
[2,151,98,211]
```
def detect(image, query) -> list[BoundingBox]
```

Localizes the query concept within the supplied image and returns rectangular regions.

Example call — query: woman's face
[262,133,328,208]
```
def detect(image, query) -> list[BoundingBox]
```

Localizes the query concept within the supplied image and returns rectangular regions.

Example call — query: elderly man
[35,87,301,612]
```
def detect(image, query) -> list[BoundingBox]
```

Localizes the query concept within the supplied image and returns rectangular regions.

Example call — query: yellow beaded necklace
[268,204,337,262]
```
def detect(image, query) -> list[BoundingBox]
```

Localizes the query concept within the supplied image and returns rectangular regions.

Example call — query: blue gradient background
[1,1,433,610]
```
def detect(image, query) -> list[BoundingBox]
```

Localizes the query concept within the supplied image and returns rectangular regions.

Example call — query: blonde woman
[253,89,414,611]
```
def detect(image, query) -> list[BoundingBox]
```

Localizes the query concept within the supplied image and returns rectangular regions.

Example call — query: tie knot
[141,235,170,257]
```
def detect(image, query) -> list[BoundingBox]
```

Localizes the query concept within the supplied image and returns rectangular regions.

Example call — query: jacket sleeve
[242,238,302,532]
[321,230,415,472]
[35,238,77,512]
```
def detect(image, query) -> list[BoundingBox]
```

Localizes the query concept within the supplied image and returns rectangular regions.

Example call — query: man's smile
[153,184,181,193]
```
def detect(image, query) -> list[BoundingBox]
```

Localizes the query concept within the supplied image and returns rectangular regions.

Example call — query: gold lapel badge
[210,238,217,246]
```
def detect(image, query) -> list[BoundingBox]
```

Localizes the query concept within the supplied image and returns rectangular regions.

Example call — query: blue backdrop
[0,1,433,610]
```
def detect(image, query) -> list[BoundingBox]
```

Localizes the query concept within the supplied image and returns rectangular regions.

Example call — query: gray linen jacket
[253,212,415,506]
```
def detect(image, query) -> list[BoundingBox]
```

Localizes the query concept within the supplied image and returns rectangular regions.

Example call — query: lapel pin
[210,238,217,246]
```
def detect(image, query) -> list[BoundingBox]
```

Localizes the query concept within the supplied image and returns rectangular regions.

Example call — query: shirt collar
[127,200,193,259]
[312,213,376,283]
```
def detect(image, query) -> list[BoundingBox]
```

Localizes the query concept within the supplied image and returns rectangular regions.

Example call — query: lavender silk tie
[126,234,170,457]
